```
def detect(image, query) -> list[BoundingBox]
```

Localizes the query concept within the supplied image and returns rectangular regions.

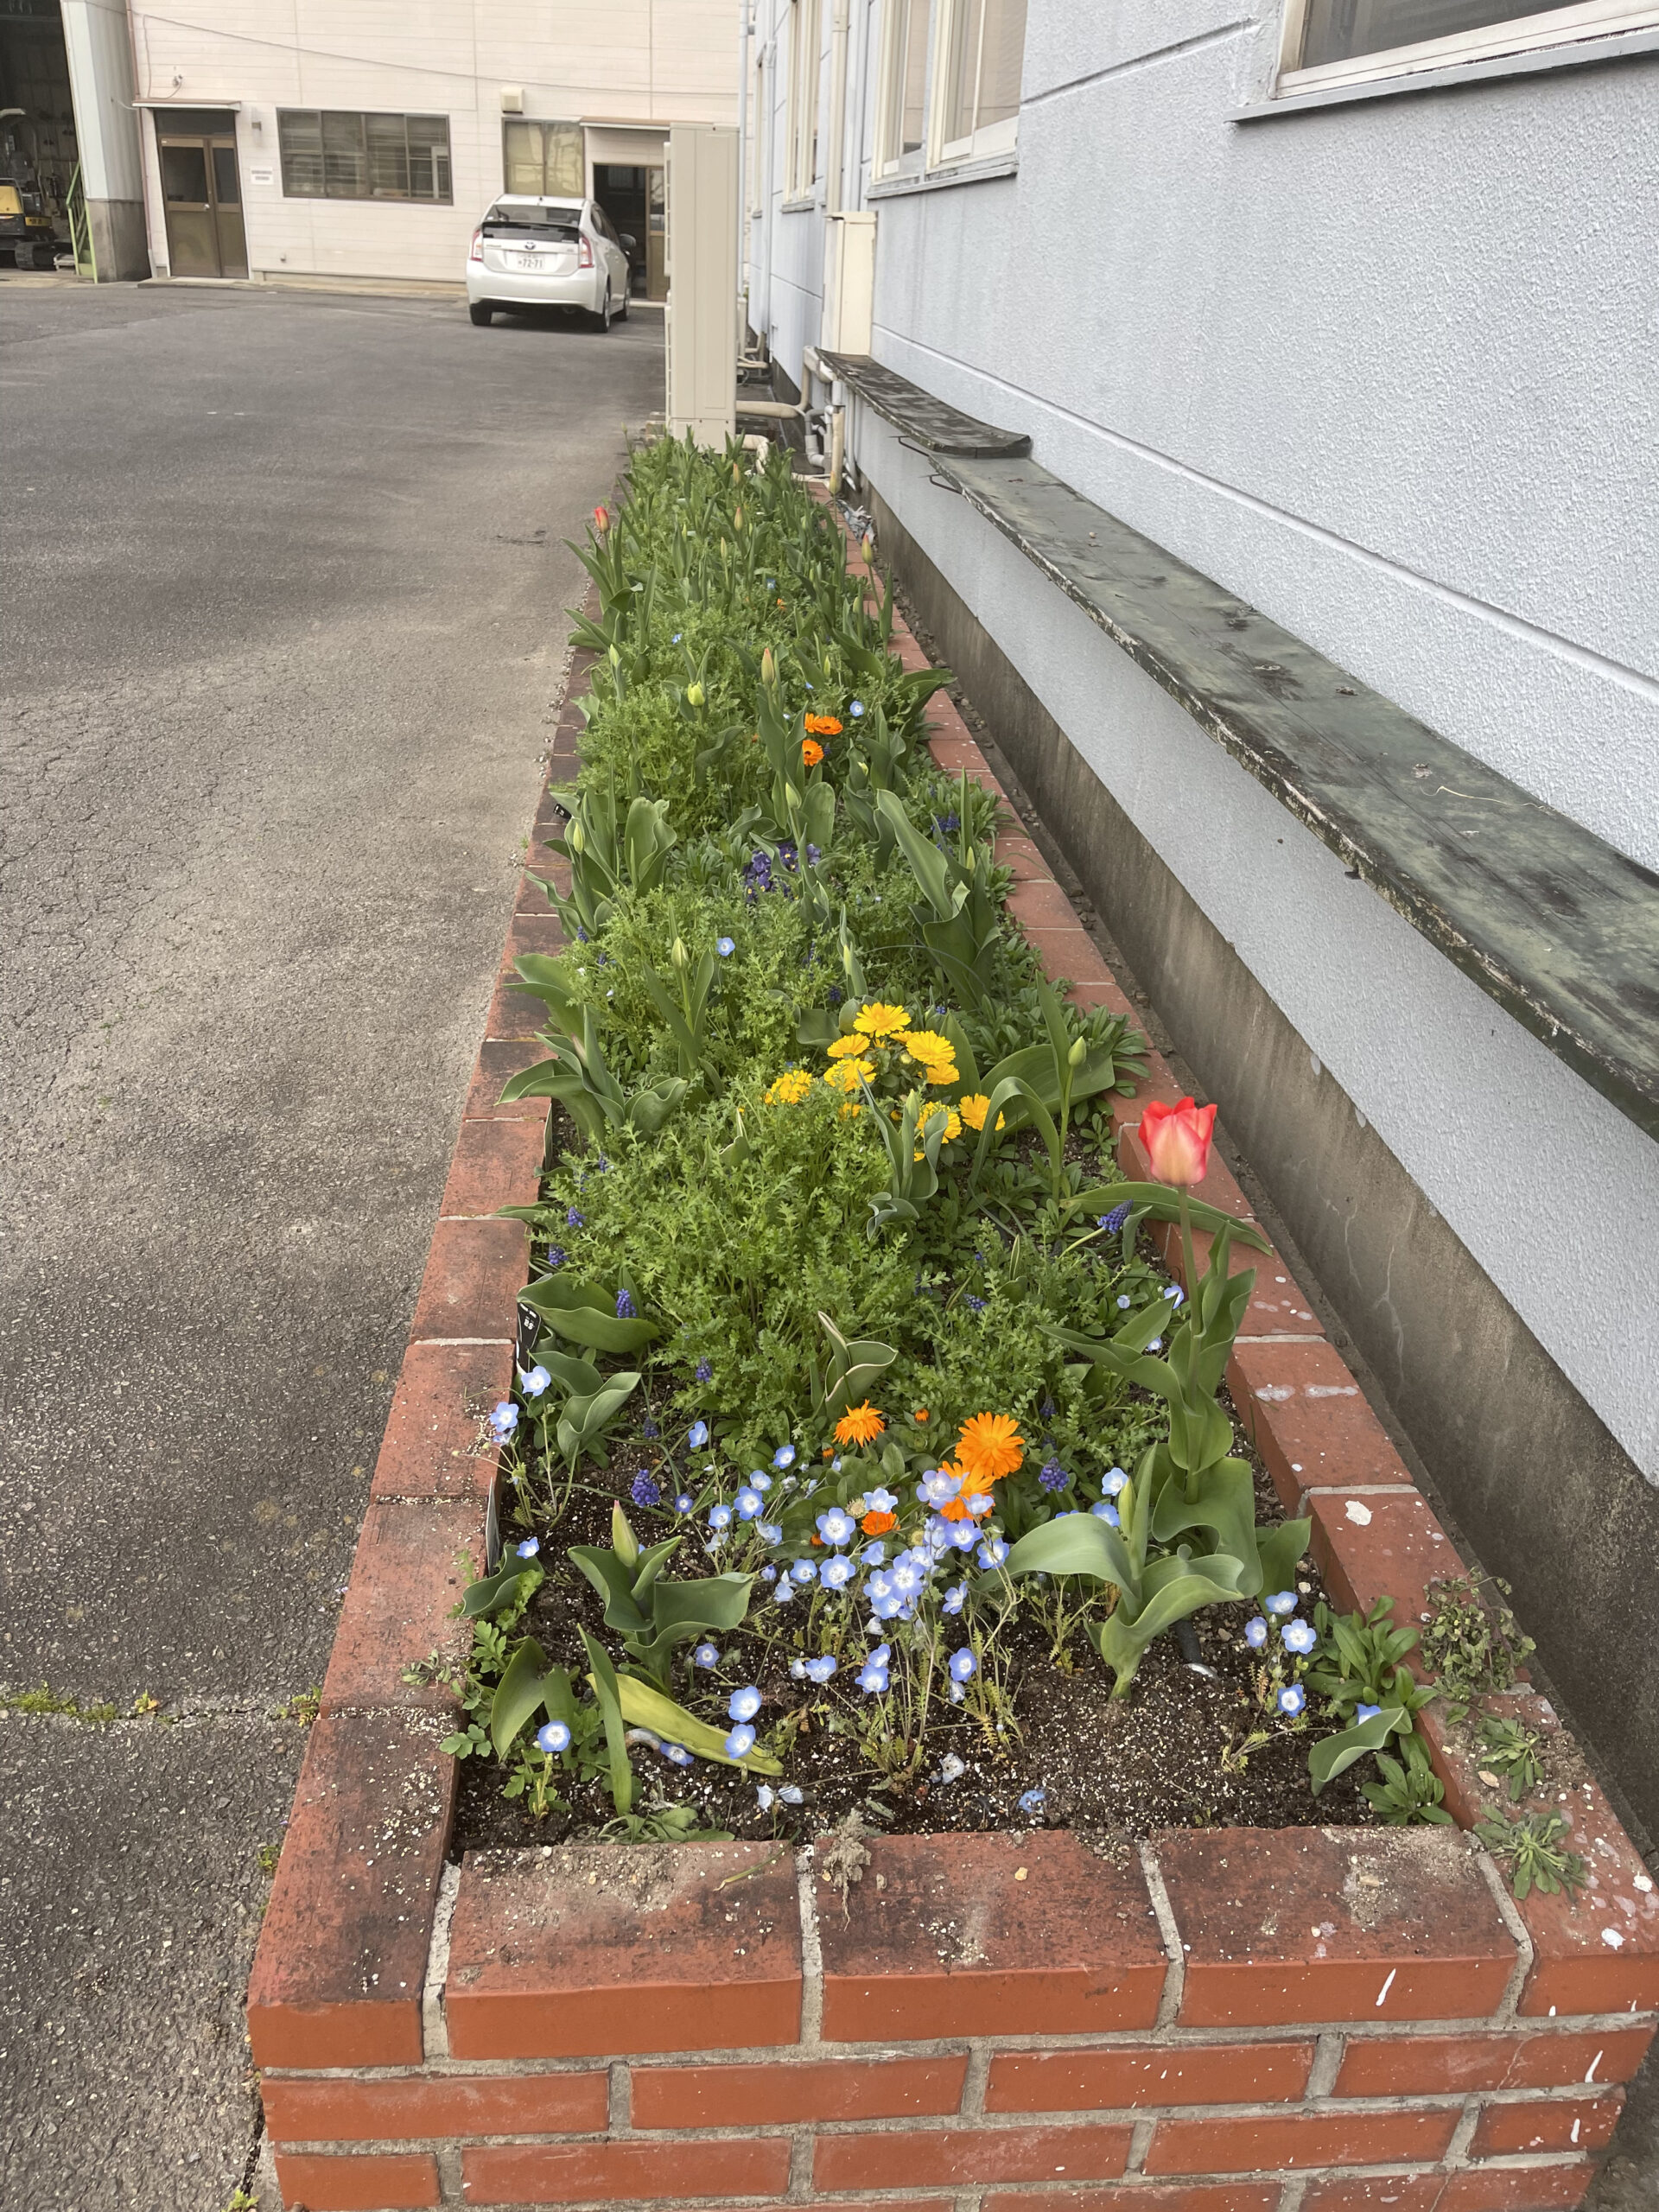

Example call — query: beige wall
[131,0,736,280]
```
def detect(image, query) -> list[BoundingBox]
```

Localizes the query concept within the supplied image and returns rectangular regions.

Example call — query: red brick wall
[246,514,1658,2212]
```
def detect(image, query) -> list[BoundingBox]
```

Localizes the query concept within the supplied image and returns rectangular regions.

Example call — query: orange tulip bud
[1137,1096,1217,1187]
[593,504,609,533]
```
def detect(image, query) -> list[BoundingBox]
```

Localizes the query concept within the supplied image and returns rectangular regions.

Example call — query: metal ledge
[852,365,1659,1135]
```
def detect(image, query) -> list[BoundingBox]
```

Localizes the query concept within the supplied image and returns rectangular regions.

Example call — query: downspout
[823,0,852,489]
[736,0,752,344]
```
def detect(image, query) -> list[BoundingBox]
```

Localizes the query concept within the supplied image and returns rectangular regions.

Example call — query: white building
[744,0,1659,1837]
[68,2,737,289]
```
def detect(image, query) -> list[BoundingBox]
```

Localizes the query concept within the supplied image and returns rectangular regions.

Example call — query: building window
[933,0,1027,162]
[277,111,451,202]
[503,118,585,197]
[1279,0,1659,89]
[786,0,823,200]
[875,0,931,176]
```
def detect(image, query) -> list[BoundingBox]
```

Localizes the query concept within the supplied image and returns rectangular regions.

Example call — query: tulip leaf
[461,1554,537,1619]
[610,1673,783,1774]
[1309,1706,1407,1795]
[1098,1568,1246,1694]
[578,1629,634,1815]
[489,1637,566,1761]
[519,1274,659,1353]
[1004,1511,1137,1599]
[1255,1516,1313,1598]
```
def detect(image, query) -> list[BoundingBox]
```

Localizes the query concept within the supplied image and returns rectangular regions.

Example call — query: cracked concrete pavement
[0,278,664,2208]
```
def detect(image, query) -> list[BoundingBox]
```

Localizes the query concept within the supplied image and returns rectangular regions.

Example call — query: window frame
[874,0,932,181]
[929,0,1023,168]
[1274,0,1659,93]
[785,0,824,203]
[501,117,585,198]
[276,109,452,204]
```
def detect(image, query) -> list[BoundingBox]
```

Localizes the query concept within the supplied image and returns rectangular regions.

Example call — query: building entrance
[156,110,245,277]
[593,162,666,300]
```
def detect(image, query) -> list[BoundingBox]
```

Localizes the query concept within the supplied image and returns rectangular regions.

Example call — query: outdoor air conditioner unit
[500,87,524,114]
[665,125,738,448]
[821,211,875,356]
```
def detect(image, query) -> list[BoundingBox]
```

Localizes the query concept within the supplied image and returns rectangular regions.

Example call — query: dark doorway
[156,109,245,277]
[593,162,664,300]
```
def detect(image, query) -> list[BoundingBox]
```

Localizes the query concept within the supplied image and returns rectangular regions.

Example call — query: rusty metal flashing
[882,416,1658,1135]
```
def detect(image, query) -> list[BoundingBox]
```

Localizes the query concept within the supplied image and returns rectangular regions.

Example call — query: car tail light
[468,228,483,263]
[577,234,594,268]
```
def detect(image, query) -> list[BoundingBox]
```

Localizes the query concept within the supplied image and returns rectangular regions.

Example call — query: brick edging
[245,496,1656,2212]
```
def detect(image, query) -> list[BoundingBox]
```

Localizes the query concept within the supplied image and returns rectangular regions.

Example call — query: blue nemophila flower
[949,1520,978,1551]
[675,1491,694,1514]
[662,1742,694,1767]
[630,1471,661,1509]
[728,1685,762,1723]
[518,1365,551,1398]
[566,1206,584,1228]
[918,1468,962,1509]
[1090,1501,1122,1527]
[790,1658,807,1680]
[804,1656,837,1685]
[735,1487,765,1520]
[726,1723,757,1758]
[949,1649,977,1684]
[1148,1337,1163,1353]
[830,1455,842,1473]
[536,1720,571,1755]
[779,1783,804,1805]
[773,1577,796,1603]
[757,1782,777,1809]
[791,1558,817,1584]
[488,1402,518,1440]
[546,1243,566,1268]
[750,1469,772,1491]
[850,699,865,716]
[757,1520,784,1546]
[1102,1467,1128,1497]
[861,1540,887,1567]
[816,1506,856,1546]
[696,1357,712,1382]
[708,1503,734,1532]
[516,1537,540,1559]
[1164,1285,1185,1306]
[857,1645,891,1694]
[1244,1616,1269,1649]
[1356,1702,1382,1723]
[761,1565,778,1582]
[1116,1294,1132,1310]
[1019,1787,1046,1814]
[615,1288,636,1319]
[1265,1590,1298,1618]
[693,1643,720,1669]
[688,1420,710,1449]
[715,936,735,957]
[976,1536,1009,1569]
[773,1444,797,1471]
[671,631,683,643]
[821,1554,855,1590]
[889,1559,924,1599]
[1039,1457,1069,1492]
[1281,1619,1318,1656]
[1278,1684,1307,1717]
[867,1487,898,1514]
[943,1582,967,1616]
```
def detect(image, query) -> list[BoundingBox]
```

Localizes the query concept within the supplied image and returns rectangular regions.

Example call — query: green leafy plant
[1475,1713,1546,1802]
[1419,1572,1535,1719]
[1362,1728,1453,1824]
[1477,1808,1587,1898]
[499,1000,690,1140]
[570,1503,757,1688]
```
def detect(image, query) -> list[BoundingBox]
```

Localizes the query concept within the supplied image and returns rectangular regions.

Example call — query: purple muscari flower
[1265,1590,1299,1618]
[615,1288,637,1319]
[688,1420,710,1450]
[804,1656,837,1685]
[696,1357,712,1382]
[1278,1684,1307,1717]
[948,1649,977,1684]
[575,925,590,943]
[516,1537,540,1558]
[536,1720,571,1755]
[1039,1457,1069,1492]
[940,812,960,832]
[728,1685,762,1723]
[545,1243,567,1268]
[566,1206,585,1228]
[642,1415,660,1439]
[964,1294,987,1313]
[1281,1618,1318,1656]
[1039,1397,1056,1421]
[725,1723,757,1758]
[1100,1202,1132,1234]
[805,843,822,866]
[828,983,843,1004]
[1356,1702,1382,1723]
[631,1471,661,1508]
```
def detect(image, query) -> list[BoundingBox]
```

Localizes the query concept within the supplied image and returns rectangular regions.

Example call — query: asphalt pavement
[0,275,664,2208]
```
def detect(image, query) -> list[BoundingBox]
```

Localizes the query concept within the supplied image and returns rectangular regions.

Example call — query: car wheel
[594,285,612,333]
[615,288,630,321]
[469,301,493,326]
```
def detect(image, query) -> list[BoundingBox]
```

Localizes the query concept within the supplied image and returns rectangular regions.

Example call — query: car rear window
[482,205,580,238]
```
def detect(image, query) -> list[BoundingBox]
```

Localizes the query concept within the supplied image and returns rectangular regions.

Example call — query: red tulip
[593,504,610,533]
[1138,1096,1217,1186]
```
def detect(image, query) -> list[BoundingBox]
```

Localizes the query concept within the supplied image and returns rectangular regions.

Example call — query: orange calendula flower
[802,737,824,767]
[765,1070,815,1104]
[804,713,843,736]
[860,1508,897,1535]
[854,1001,911,1039]
[958,1093,1006,1134]
[937,1454,995,1522]
[957,1412,1026,1484]
[835,1402,886,1448]
[913,1408,930,1422]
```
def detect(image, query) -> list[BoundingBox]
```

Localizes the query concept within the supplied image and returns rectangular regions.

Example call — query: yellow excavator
[0,106,68,270]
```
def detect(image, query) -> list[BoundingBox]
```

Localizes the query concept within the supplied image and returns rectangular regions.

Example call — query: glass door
[158,128,245,277]
[645,165,666,301]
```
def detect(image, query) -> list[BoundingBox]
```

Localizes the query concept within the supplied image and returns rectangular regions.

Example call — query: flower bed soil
[247,489,1657,2212]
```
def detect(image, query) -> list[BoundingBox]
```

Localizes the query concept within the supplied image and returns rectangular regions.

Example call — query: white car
[466,196,633,329]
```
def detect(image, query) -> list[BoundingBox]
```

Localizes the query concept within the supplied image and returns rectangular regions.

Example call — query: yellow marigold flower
[956,1412,1026,1484]
[958,1093,1007,1134]
[823,1056,876,1093]
[912,1104,963,1158]
[834,1402,886,1448]
[897,1028,955,1066]
[826,1034,868,1060]
[853,1001,911,1039]
[765,1070,815,1105]
[922,1061,959,1087]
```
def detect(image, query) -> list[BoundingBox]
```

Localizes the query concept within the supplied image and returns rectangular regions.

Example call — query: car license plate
[512,252,540,269]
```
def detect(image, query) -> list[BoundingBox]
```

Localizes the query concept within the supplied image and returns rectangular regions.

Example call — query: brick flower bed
[247,490,1656,2212]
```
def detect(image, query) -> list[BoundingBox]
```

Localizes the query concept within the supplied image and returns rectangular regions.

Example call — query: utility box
[821,211,876,356]
[664,124,737,448]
